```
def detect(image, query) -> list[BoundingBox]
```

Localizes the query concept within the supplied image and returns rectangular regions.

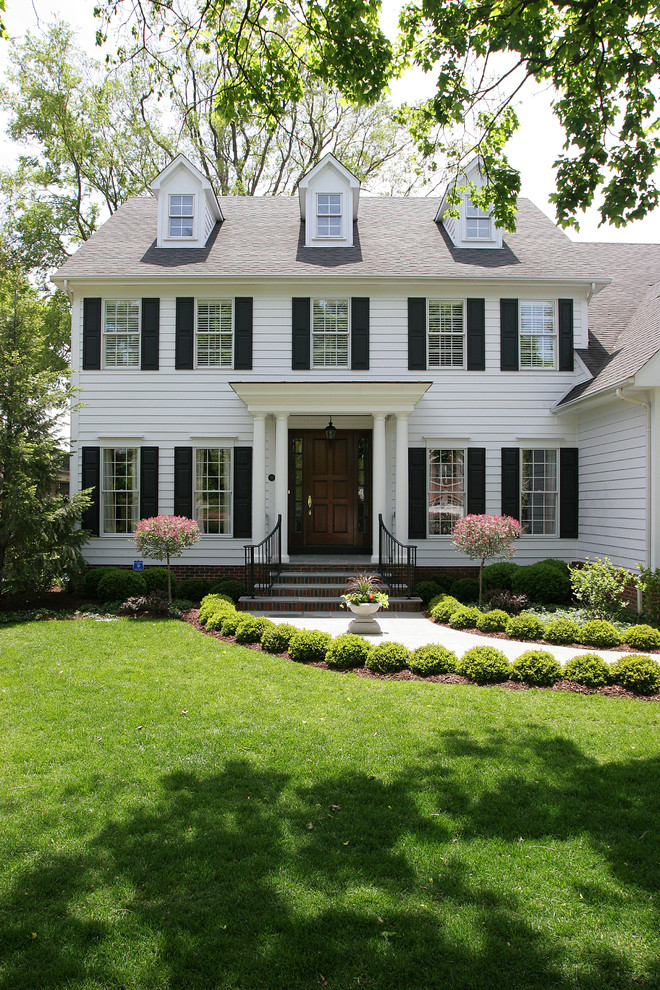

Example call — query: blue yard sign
[133,560,144,571]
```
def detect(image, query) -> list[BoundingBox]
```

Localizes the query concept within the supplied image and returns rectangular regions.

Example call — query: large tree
[99,0,660,230]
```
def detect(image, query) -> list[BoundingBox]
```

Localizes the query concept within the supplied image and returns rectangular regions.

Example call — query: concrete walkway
[252,608,635,663]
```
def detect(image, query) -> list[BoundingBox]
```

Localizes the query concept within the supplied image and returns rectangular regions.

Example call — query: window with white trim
[520,301,556,369]
[194,448,232,534]
[312,298,349,367]
[102,447,139,534]
[169,194,194,237]
[428,448,465,535]
[317,193,342,237]
[465,201,492,239]
[196,300,233,367]
[428,300,464,367]
[521,449,557,535]
[103,300,140,368]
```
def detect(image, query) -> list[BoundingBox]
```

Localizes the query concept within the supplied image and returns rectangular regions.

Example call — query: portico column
[275,413,289,561]
[372,413,387,562]
[251,414,266,545]
[395,413,409,542]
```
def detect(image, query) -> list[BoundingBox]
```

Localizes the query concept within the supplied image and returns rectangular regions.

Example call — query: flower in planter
[341,572,389,609]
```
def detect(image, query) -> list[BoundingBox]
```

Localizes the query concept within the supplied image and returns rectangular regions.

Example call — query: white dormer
[436,157,503,250]
[298,154,360,248]
[150,154,223,249]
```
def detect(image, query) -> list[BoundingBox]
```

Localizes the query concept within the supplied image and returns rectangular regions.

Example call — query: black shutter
[351,297,370,370]
[174,447,193,517]
[408,447,426,540]
[175,297,195,370]
[292,297,311,370]
[501,448,520,520]
[408,298,426,371]
[141,298,160,371]
[467,448,486,514]
[234,297,253,370]
[466,299,485,371]
[82,298,102,370]
[81,446,100,536]
[139,447,159,520]
[558,298,574,372]
[500,298,519,371]
[560,447,579,538]
[233,446,252,539]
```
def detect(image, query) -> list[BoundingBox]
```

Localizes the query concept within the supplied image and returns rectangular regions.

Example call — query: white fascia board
[230,381,432,417]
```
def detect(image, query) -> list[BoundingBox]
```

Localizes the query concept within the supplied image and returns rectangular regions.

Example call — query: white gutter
[616,387,652,599]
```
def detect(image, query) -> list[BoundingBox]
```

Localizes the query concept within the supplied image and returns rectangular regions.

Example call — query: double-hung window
[194,448,232,534]
[312,298,349,367]
[465,201,492,240]
[197,300,233,367]
[521,449,557,535]
[520,301,556,369]
[317,194,342,237]
[102,448,139,534]
[104,300,140,368]
[428,448,465,535]
[428,300,464,367]
[169,194,194,237]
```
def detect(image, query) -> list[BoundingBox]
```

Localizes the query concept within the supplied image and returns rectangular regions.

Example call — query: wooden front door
[289,430,371,551]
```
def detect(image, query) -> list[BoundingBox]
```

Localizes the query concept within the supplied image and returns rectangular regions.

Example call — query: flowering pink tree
[134,515,200,602]
[452,514,522,604]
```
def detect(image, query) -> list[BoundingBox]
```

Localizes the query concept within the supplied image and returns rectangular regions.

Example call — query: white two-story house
[53,153,660,582]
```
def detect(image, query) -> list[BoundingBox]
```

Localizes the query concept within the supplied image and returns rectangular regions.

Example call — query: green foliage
[505,613,545,641]
[578,620,622,649]
[143,567,175,595]
[570,557,633,618]
[208,578,247,603]
[637,565,660,624]
[204,605,237,631]
[235,616,270,644]
[448,605,482,630]
[622,624,660,651]
[413,580,442,606]
[97,569,147,603]
[482,562,520,591]
[82,567,115,597]
[427,572,456,595]
[564,653,612,688]
[198,594,236,625]
[219,612,243,636]
[430,596,461,623]
[427,593,447,613]
[512,563,571,604]
[260,622,298,654]
[511,650,562,687]
[459,646,511,684]
[325,634,371,670]
[365,641,410,674]
[611,655,660,696]
[408,644,457,676]
[177,577,212,601]
[451,577,480,603]
[476,609,509,633]
[287,630,331,663]
[543,618,581,646]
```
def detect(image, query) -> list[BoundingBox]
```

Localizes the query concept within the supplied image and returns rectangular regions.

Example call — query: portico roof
[230,381,432,416]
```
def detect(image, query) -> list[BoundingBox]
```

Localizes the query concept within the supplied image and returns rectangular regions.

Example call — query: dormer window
[317,194,342,237]
[465,201,492,240]
[169,195,194,237]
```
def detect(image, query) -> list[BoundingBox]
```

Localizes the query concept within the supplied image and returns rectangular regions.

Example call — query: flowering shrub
[570,557,635,618]
[134,515,200,601]
[452,514,522,604]
[341,572,389,608]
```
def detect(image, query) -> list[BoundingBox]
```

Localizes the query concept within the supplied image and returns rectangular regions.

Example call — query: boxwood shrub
[452,577,480,603]
[578,619,621,649]
[543,618,580,645]
[205,603,238,631]
[430,596,461,623]
[261,623,298,654]
[325,634,371,669]
[427,573,456,595]
[142,567,174,594]
[219,611,243,636]
[235,616,271,644]
[459,646,511,684]
[414,580,442,606]
[408,644,458,676]
[564,653,612,688]
[477,609,509,633]
[622,624,660,651]
[288,630,331,663]
[505,613,545,641]
[208,578,247,603]
[482,562,520,591]
[97,569,147,603]
[511,649,562,686]
[177,577,212,601]
[512,562,571,604]
[365,641,410,674]
[448,605,482,630]
[199,594,236,625]
[611,654,660,695]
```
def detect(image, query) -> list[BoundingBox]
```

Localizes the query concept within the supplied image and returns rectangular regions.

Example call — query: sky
[1,0,660,244]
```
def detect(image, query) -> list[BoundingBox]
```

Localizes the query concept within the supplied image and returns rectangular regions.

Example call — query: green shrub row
[415,559,571,606]
[84,568,246,604]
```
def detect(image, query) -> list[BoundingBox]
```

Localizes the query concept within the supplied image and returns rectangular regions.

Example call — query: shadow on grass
[1,736,659,990]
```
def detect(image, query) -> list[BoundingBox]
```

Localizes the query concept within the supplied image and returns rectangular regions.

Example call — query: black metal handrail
[244,515,282,597]
[378,514,417,597]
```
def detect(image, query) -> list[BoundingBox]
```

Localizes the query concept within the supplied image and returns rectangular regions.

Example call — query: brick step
[275,571,377,584]
[239,596,422,614]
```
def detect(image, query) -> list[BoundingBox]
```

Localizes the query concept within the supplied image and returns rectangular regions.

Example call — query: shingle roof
[54,194,610,282]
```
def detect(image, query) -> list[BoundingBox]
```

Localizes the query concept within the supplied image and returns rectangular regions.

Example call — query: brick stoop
[239,563,422,614]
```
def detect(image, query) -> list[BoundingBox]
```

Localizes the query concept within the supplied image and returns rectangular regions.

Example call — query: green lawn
[1,618,659,990]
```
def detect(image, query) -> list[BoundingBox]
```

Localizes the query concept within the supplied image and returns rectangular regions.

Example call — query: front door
[289,430,371,552]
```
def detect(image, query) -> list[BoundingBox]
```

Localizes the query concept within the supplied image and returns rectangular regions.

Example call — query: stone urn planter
[346,600,383,635]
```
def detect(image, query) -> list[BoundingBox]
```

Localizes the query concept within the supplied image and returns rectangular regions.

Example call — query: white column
[395,413,409,542]
[372,413,387,562]
[251,414,266,545]
[275,413,289,561]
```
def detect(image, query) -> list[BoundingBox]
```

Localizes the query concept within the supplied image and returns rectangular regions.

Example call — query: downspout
[616,387,652,611]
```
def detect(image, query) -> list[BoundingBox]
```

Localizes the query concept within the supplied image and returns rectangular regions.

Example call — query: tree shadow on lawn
[1,736,659,990]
